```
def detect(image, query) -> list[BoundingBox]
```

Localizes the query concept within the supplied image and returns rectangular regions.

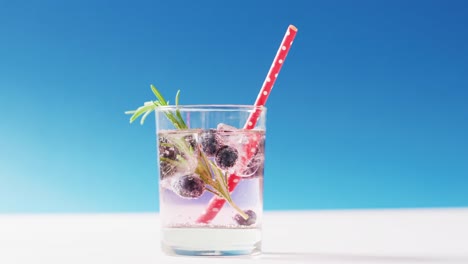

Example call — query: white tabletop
[1,209,467,264]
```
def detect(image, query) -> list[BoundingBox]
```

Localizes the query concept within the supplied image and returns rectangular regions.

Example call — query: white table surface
[0,209,467,264]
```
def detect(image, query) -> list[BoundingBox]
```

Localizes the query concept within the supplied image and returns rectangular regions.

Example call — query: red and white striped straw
[197,25,298,223]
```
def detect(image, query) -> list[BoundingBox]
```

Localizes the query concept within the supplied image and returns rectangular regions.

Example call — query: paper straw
[197,25,298,223]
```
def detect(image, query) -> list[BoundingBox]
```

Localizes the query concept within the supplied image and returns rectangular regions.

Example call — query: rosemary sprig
[125,84,187,128]
[126,85,248,220]
[195,147,248,220]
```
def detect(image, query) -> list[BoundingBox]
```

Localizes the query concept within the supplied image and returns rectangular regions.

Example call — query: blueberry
[159,137,179,159]
[158,137,180,179]
[234,210,257,226]
[215,145,238,169]
[200,130,220,156]
[172,174,205,199]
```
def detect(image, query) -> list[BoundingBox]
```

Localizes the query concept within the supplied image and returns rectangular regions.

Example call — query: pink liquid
[157,129,264,255]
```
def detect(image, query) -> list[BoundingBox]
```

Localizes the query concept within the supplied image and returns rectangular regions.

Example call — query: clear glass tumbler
[155,105,266,256]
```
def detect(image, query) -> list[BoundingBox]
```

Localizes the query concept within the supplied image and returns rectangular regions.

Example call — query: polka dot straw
[196,25,298,224]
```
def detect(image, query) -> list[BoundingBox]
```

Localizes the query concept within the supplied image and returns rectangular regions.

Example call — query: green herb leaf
[151,84,167,105]
[175,90,181,106]
[128,103,156,123]
[126,86,186,128]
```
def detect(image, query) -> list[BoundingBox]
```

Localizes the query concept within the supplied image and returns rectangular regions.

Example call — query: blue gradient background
[0,0,467,213]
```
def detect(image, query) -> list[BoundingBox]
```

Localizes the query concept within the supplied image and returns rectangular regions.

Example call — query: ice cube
[216,123,238,131]
[216,123,248,148]
[212,124,266,177]
[238,154,264,178]
[158,132,198,184]
[234,132,265,178]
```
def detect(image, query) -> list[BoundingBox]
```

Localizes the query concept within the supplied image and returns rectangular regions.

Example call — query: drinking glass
[155,105,266,256]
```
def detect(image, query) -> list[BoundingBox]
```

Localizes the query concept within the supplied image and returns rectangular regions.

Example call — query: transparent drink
[155,106,266,256]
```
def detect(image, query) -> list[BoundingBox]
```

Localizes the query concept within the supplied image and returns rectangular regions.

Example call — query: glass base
[161,227,261,256]
[162,243,261,256]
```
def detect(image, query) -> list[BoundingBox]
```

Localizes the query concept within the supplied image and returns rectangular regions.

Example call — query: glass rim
[154,104,267,112]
